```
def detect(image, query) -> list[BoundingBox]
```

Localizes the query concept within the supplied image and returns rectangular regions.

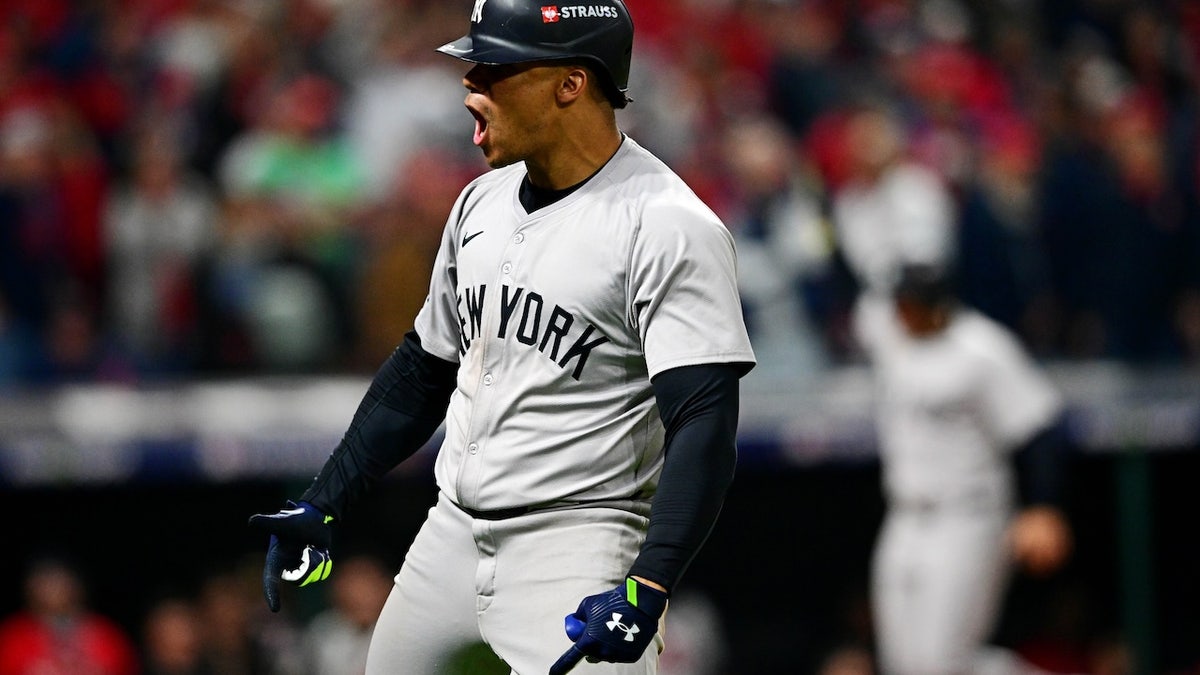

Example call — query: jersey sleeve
[413,188,468,363]
[629,200,756,378]
[976,329,1063,450]
[850,292,902,362]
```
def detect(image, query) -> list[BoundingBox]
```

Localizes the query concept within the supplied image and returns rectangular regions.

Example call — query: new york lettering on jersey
[455,283,611,379]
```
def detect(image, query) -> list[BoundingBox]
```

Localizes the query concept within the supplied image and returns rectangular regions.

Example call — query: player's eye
[468,63,527,89]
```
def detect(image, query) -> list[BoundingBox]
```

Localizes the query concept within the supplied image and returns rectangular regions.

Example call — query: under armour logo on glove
[606,613,639,641]
[549,578,669,675]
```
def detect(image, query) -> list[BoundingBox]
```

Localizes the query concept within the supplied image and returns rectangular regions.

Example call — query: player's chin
[481,147,519,169]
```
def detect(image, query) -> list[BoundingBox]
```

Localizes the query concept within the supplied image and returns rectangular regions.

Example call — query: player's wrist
[298,483,343,524]
[623,576,668,619]
[628,575,667,593]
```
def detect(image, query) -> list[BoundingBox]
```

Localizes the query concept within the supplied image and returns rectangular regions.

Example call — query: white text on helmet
[559,5,620,19]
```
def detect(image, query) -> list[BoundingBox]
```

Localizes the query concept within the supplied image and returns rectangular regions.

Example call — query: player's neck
[525,120,622,190]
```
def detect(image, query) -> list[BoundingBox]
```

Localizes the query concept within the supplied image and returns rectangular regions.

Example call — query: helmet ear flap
[437,0,634,107]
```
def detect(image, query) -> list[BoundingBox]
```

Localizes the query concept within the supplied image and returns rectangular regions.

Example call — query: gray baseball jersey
[413,136,756,513]
[853,294,1062,509]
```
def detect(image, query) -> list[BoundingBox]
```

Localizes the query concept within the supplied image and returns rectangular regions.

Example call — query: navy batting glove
[247,500,334,612]
[549,577,669,675]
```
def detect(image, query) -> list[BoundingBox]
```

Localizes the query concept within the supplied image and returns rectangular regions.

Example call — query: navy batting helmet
[436,0,634,108]
[893,263,956,308]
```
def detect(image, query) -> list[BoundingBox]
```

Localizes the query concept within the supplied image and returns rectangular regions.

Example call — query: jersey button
[468,443,479,455]
[483,373,494,386]
[501,262,513,275]
[513,233,525,244]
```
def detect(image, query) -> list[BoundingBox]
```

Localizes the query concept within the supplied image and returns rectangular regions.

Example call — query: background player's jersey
[853,295,1062,509]
[415,137,756,512]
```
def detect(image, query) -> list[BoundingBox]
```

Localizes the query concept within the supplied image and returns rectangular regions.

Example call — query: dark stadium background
[3,0,1200,672]
[7,442,1200,673]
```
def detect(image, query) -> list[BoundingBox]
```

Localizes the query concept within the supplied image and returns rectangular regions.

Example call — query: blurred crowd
[0,553,731,675]
[0,552,401,675]
[1,0,1199,389]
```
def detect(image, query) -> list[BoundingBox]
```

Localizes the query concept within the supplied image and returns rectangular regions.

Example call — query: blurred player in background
[248,0,756,673]
[852,265,1073,675]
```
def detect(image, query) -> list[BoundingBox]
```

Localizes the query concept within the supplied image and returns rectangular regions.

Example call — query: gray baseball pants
[365,490,662,675]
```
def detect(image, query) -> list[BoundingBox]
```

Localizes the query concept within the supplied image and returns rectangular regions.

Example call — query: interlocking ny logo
[471,0,487,23]
[606,612,639,642]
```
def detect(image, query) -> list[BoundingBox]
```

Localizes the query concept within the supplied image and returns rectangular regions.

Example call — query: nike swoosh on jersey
[462,231,484,247]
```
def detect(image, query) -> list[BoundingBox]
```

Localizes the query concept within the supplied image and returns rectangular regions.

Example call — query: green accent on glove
[300,558,332,587]
[622,576,669,618]
[626,577,640,607]
[324,515,334,524]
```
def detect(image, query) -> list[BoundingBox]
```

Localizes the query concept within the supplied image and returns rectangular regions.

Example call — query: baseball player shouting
[853,265,1073,675]
[249,1,756,673]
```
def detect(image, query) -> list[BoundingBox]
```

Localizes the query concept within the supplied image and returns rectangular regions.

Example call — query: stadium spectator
[104,121,218,376]
[0,104,108,336]
[206,72,365,373]
[0,556,139,675]
[184,4,287,178]
[762,0,849,140]
[195,568,302,675]
[0,294,38,388]
[720,114,844,371]
[301,554,392,675]
[342,2,474,200]
[832,103,958,297]
[25,287,136,385]
[141,596,207,675]
[351,147,477,368]
[1037,88,1196,361]
[955,113,1055,351]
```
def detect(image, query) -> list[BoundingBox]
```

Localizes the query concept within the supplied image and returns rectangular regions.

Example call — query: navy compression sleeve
[627,363,743,592]
[301,331,457,521]
[1014,414,1069,508]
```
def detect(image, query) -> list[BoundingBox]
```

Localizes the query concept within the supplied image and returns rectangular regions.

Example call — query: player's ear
[556,65,588,105]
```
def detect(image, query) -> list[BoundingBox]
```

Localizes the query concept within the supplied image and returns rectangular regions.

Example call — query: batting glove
[549,577,669,675]
[247,500,334,612]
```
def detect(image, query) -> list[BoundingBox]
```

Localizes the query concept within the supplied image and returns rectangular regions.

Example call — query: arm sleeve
[300,330,457,521]
[627,363,741,592]
[1013,413,1070,508]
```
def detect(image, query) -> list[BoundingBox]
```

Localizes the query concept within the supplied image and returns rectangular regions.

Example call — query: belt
[451,501,537,521]
[890,490,1006,515]
[449,495,648,521]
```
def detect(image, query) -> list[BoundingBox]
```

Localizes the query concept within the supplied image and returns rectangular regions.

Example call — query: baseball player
[852,265,1073,675]
[248,1,756,674]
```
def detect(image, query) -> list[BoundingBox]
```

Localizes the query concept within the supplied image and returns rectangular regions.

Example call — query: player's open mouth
[468,107,488,146]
